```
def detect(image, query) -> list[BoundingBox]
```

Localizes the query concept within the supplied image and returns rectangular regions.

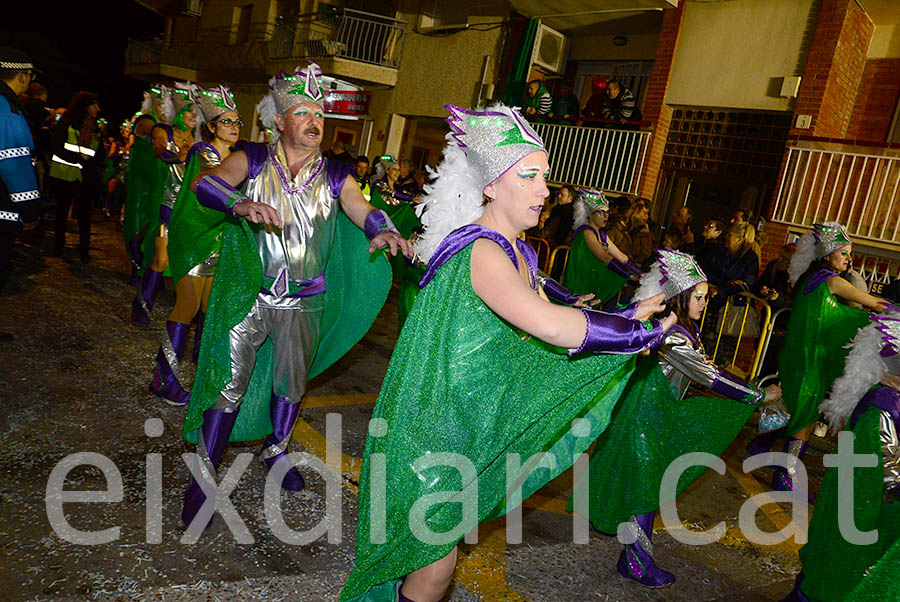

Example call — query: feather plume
[633,259,665,302]
[820,320,886,429]
[414,133,484,264]
[572,199,590,230]
[788,229,816,286]
[141,91,152,115]
[256,92,278,144]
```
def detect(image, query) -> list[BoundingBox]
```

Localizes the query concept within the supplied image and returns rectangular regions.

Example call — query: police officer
[0,47,41,342]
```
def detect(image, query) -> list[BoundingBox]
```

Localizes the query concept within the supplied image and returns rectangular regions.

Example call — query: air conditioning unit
[531,22,568,74]
[183,0,202,16]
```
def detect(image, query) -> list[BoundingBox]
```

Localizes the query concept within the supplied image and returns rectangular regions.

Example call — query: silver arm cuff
[658,331,760,403]
[197,145,222,171]
[880,410,900,492]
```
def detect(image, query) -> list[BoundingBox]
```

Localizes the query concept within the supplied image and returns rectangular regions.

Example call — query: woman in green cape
[563,186,642,306]
[782,313,900,601]
[148,83,241,405]
[579,248,781,588]
[340,103,676,602]
[748,222,888,496]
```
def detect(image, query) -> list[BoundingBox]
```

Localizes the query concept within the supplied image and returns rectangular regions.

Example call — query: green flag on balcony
[503,18,538,108]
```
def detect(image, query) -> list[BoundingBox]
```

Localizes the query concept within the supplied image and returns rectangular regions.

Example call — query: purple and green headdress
[822,313,900,428]
[191,82,238,124]
[634,248,707,301]
[414,103,546,263]
[256,62,325,139]
[789,221,852,285]
[170,81,197,130]
[572,187,609,229]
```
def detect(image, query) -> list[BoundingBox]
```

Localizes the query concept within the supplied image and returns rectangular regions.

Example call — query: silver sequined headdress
[634,248,707,301]
[572,187,609,229]
[414,103,547,264]
[191,82,238,124]
[141,84,171,120]
[821,312,900,428]
[788,221,852,286]
[256,63,325,138]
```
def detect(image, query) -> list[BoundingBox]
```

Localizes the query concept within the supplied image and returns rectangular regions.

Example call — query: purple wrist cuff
[710,370,763,404]
[607,257,632,279]
[616,302,638,319]
[159,204,172,226]
[542,277,579,306]
[571,308,664,355]
[364,210,399,241]
[159,148,180,164]
[196,174,249,218]
[625,259,643,277]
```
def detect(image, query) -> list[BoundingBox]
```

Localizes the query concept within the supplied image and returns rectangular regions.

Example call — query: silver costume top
[880,410,900,491]
[658,328,761,403]
[161,135,187,209]
[185,143,222,278]
[242,142,338,310]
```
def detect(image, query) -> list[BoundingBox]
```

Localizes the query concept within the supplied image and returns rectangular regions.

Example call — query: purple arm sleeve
[364,209,399,241]
[570,308,665,355]
[710,369,764,404]
[607,257,632,279]
[539,274,580,306]
[195,174,249,217]
[625,259,643,277]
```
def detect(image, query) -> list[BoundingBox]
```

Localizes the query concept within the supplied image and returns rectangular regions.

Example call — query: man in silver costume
[181,63,410,528]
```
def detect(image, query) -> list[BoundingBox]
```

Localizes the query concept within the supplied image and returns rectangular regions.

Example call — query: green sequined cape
[397,262,424,327]
[779,274,869,434]
[166,152,224,284]
[846,536,900,600]
[799,401,900,602]
[339,242,637,602]
[563,227,626,304]
[122,135,165,261]
[576,354,756,533]
[182,211,391,443]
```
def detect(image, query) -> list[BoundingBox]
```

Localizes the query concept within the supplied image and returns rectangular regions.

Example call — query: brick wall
[789,0,873,138]
[846,58,900,141]
[638,3,684,201]
[759,220,792,268]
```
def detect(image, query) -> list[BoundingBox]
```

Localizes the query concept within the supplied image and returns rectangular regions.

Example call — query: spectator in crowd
[325,138,353,164]
[608,199,652,267]
[602,80,640,123]
[669,206,694,251]
[695,218,726,277]
[396,158,419,197]
[582,75,608,119]
[19,81,52,190]
[413,169,427,194]
[545,183,576,247]
[523,80,551,117]
[730,209,748,225]
[706,221,759,301]
[354,155,370,188]
[551,81,580,119]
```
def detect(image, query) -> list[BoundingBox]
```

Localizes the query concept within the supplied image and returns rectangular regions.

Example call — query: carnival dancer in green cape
[782,313,900,601]
[122,85,168,285]
[130,82,198,324]
[563,186,642,306]
[180,62,409,530]
[147,82,242,405]
[747,222,889,497]
[576,248,782,588]
[340,103,677,602]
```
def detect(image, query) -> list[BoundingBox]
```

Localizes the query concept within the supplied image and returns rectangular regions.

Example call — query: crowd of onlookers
[522,75,641,125]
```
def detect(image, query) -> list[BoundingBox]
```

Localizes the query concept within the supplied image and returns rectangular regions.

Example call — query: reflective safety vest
[50,126,98,183]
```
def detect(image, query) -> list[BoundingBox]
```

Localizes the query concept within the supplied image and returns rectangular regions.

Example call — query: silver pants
[213,294,323,411]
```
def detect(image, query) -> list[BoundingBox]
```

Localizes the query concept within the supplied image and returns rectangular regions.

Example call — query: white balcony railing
[772,140,900,245]
[530,121,652,195]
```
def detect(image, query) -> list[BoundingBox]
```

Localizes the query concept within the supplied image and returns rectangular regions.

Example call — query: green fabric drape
[503,18,538,108]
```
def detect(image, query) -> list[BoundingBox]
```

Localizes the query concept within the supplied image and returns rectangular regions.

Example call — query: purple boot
[192,312,205,364]
[132,268,163,324]
[260,393,305,491]
[780,573,810,602]
[616,511,675,588]
[772,438,815,501]
[182,407,238,529]
[149,320,191,406]
[747,429,780,457]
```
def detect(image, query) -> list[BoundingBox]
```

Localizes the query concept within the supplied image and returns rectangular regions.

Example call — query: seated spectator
[354,155,370,199]
[661,231,682,251]
[325,138,353,163]
[730,209,748,226]
[755,242,796,378]
[545,184,576,247]
[551,81,580,119]
[523,80,551,117]
[695,218,726,277]
[706,221,760,305]
[608,199,652,267]
[582,76,608,119]
[602,80,641,123]
[396,159,420,197]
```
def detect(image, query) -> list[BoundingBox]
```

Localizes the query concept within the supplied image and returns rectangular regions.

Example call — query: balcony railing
[771,138,900,245]
[269,9,407,68]
[530,121,652,195]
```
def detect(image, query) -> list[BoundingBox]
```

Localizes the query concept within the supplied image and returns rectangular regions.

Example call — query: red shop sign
[324,90,370,115]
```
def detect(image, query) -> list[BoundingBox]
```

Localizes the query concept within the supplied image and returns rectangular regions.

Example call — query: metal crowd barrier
[525,236,552,272]
[699,292,772,382]
[549,245,570,284]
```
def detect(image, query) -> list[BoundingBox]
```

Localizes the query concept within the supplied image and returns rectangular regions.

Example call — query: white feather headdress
[788,221,850,286]
[634,249,707,301]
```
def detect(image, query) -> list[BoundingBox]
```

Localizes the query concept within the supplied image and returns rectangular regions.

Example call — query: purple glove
[364,210,399,241]
[196,174,249,218]
[571,308,664,355]
[540,274,580,306]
